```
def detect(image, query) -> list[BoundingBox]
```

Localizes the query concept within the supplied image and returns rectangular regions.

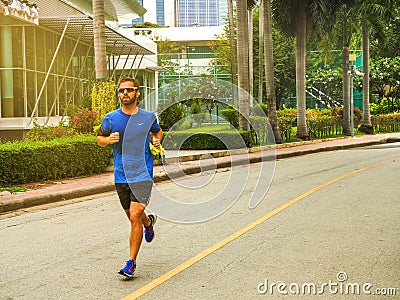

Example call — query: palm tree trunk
[359,24,373,134]
[248,9,254,99]
[227,0,238,106]
[295,0,308,140]
[236,0,250,131]
[258,2,264,104]
[342,46,351,135]
[92,0,108,80]
[263,0,281,144]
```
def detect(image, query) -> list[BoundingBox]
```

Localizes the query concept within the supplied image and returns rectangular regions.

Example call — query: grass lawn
[175,124,234,133]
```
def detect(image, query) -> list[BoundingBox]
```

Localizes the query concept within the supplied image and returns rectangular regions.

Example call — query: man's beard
[121,95,136,106]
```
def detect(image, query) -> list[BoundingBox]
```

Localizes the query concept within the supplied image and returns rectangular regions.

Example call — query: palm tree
[357,0,395,134]
[227,0,238,106]
[359,24,374,134]
[257,2,264,104]
[92,0,108,80]
[295,0,308,139]
[248,8,255,99]
[272,0,309,139]
[272,0,349,140]
[334,4,356,136]
[334,0,395,135]
[262,0,282,143]
[236,0,255,131]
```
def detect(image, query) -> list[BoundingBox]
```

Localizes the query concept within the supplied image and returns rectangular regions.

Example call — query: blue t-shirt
[99,108,161,183]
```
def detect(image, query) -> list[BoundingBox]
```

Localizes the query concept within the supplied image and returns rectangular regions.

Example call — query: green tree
[357,0,395,134]
[155,38,183,86]
[211,4,296,123]
[261,0,282,143]
[369,56,400,112]
[236,0,251,130]
[324,0,396,134]
[272,0,349,140]
[307,67,343,108]
[179,77,231,125]
[370,5,400,59]
[227,0,238,106]
[158,88,186,130]
[92,0,107,81]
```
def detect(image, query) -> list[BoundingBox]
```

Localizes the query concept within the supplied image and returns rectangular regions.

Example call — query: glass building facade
[132,0,144,24]
[178,0,226,27]
[156,0,165,26]
[0,25,95,120]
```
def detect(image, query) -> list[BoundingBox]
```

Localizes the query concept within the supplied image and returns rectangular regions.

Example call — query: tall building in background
[132,0,144,24]
[178,0,219,27]
[133,0,167,26]
[131,0,227,27]
[218,0,228,28]
[156,0,165,26]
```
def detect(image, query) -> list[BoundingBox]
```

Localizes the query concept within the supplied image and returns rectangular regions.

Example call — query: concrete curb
[1,135,399,214]
[0,184,116,214]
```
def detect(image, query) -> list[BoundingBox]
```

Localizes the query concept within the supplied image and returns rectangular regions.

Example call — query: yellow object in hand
[149,142,165,157]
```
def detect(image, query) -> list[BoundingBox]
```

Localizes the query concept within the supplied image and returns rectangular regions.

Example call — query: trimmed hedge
[0,135,112,187]
[226,109,400,142]
[372,113,400,133]
[306,115,343,139]
[162,131,253,150]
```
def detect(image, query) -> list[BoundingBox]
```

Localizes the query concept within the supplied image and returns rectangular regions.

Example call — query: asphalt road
[1,143,399,300]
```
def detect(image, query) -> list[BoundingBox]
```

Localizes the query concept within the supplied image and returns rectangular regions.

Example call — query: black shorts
[115,181,153,210]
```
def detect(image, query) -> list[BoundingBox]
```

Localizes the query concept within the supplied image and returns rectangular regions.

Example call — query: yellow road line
[122,156,398,300]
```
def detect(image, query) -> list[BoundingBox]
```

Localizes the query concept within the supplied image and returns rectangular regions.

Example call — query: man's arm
[97,132,120,147]
[151,128,163,148]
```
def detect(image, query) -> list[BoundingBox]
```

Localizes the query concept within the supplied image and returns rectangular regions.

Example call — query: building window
[156,0,165,26]
[0,23,95,119]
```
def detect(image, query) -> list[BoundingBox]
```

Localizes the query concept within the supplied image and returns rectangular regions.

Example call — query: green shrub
[370,97,400,115]
[251,103,268,116]
[178,119,193,130]
[250,116,274,145]
[68,107,98,134]
[275,109,297,142]
[371,113,400,133]
[25,119,74,141]
[220,107,239,129]
[190,103,206,127]
[162,130,252,150]
[335,107,362,126]
[159,102,186,130]
[0,135,112,187]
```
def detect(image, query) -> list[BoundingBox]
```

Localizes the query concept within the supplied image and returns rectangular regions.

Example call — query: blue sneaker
[144,214,157,243]
[118,259,135,278]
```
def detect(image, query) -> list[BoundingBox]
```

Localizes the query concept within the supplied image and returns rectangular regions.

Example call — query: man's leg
[141,212,151,227]
[117,182,155,277]
[128,202,146,261]
[125,208,151,227]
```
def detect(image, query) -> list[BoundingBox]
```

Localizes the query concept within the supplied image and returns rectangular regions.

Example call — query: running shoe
[118,259,136,278]
[144,214,157,243]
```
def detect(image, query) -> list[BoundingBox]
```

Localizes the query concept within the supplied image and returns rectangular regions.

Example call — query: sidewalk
[1,133,399,214]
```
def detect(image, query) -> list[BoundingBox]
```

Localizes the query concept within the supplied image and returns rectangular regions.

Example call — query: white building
[0,0,158,140]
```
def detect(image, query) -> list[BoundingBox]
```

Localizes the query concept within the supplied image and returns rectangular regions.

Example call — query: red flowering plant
[68,107,98,134]
[25,119,74,141]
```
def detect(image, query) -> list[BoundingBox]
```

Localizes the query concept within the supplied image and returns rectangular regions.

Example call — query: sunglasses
[118,87,138,93]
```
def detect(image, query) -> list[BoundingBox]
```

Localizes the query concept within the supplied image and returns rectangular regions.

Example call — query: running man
[96,76,162,277]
